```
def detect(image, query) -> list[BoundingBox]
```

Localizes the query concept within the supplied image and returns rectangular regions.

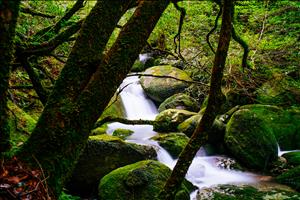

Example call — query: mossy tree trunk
[17,0,169,198]
[0,0,21,154]
[158,0,233,199]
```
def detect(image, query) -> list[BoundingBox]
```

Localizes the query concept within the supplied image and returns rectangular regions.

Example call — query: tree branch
[172,1,186,60]
[22,20,83,56]
[95,116,156,128]
[20,6,55,19]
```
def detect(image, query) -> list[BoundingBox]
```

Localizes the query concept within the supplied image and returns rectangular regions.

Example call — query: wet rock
[140,65,192,103]
[225,108,278,170]
[112,128,134,140]
[98,160,194,200]
[158,93,200,113]
[151,132,189,158]
[153,109,197,132]
[67,134,156,196]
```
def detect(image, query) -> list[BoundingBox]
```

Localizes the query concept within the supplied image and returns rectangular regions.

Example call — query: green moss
[98,160,193,200]
[178,114,201,137]
[158,93,200,112]
[276,165,300,192]
[282,152,300,166]
[98,94,125,121]
[225,108,278,170]
[240,104,300,150]
[112,128,134,140]
[151,133,189,158]
[89,134,124,143]
[154,109,197,132]
[140,65,192,103]
[198,184,300,200]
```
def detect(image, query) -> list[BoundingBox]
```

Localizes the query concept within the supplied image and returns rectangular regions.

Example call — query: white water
[107,75,258,199]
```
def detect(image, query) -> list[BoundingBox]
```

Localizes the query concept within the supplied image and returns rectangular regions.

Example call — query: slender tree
[158,0,234,199]
[16,0,170,197]
[0,0,21,154]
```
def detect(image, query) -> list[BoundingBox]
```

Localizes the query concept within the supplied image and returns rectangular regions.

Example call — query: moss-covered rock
[140,65,192,103]
[256,77,300,107]
[112,128,134,140]
[178,114,226,144]
[90,124,108,135]
[282,152,300,166]
[196,184,300,200]
[225,108,278,170]
[67,135,157,196]
[240,104,300,150]
[151,132,189,158]
[276,165,300,192]
[153,109,197,132]
[98,160,193,200]
[158,93,200,112]
[98,94,125,121]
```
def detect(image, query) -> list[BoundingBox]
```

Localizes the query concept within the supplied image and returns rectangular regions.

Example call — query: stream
[107,75,261,199]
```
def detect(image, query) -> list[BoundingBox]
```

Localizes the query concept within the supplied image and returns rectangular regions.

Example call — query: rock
[140,65,192,103]
[276,165,300,192]
[151,132,189,158]
[256,76,300,107]
[98,94,125,121]
[282,152,300,166]
[196,184,300,200]
[153,109,197,132]
[241,104,300,150]
[67,134,156,196]
[225,108,278,170]
[98,160,194,200]
[158,93,200,112]
[178,114,226,144]
[112,128,134,140]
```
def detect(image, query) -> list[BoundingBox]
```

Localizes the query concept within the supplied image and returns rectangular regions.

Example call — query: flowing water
[107,75,259,199]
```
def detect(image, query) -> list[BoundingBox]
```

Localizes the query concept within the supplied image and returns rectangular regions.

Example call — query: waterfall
[107,75,258,200]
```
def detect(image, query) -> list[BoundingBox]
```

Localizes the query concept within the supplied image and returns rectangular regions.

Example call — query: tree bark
[17,0,169,198]
[158,0,233,199]
[0,0,21,154]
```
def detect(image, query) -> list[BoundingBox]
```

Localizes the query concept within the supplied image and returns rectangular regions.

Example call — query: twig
[95,116,156,128]
[20,6,56,19]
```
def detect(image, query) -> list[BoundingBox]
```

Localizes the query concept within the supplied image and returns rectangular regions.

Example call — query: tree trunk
[0,0,21,154]
[158,0,233,199]
[17,0,169,198]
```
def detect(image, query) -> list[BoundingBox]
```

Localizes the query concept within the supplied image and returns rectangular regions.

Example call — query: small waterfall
[107,75,259,200]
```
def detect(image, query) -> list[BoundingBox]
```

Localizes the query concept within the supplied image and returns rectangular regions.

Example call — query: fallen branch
[20,6,55,19]
[95,116,156,128]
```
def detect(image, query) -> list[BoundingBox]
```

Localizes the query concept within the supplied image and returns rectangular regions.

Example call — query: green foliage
[58,191,80,200]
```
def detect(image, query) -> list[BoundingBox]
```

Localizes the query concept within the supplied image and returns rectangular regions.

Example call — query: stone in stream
[66,134,156,196]
[151,132,189,158]
[225,107,278,171]
[98,160,195,200]
[153,108,197,132]
[140,65,192,103]
[158,93,200,113]
[196,184,300,200]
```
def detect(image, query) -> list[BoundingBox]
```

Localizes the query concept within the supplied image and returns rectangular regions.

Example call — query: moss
[151,132,189,158]
[154,109,197,132]
[98,94,125,121]
[178,114,201,137]
[140,65,192,103]
[276,165,300,192]
[240,104,300,150]
[67,135,157,196]
[98,160,193,200]
[112,128,134,140]
[282,152,300,166]
[158,93,200,112]
[198,184,300,200]
[225,108,278,170]
[90,126,107,136]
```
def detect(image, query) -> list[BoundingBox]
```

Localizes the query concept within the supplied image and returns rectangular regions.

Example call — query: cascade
[107,75,258,199]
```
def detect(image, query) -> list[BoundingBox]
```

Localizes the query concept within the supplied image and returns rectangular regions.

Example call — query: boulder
[196,184,300,200]
[225,108,278,170]
[178,114,226,144]
[276,165,300,192]
[98,160,194,200]
[67,135,156,196]
[241,104,300,150]
[140,65,192,103]
[153,109,197,132]
[151,132,189,158]
[158,93,200,112]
